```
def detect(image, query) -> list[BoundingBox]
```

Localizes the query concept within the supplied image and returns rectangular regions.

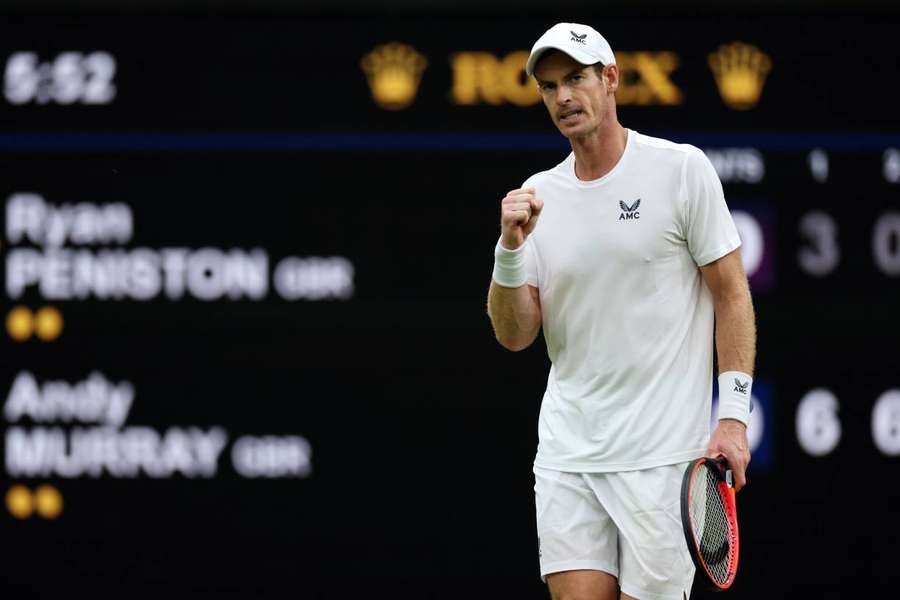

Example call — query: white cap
[525,23,616,77]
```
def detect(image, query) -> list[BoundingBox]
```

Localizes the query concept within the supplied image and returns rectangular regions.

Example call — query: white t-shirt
[523,129,741,472]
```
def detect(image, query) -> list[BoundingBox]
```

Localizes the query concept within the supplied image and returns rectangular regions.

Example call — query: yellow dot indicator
[34,306,64,341]
[6,306,34,341]
[34,485,63,519]
[6,485,34,519]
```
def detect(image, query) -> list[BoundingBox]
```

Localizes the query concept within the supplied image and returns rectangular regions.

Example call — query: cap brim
[525,44,599,77]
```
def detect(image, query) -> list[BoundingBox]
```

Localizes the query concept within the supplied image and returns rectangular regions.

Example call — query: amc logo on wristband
[711,380,773,470]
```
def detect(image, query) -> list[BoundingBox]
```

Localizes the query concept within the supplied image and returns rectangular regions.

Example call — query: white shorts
[534,463,695,600]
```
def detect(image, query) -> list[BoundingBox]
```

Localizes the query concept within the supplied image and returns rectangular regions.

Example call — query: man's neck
[570,122,628,182]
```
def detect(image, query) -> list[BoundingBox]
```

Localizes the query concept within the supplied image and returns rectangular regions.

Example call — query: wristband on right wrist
[492,240,527,288]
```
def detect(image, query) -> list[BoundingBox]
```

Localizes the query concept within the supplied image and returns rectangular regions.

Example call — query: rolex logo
[360,43,428,111]
[708,42,772,110]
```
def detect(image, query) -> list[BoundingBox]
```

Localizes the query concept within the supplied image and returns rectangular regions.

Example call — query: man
[485,23,756,600]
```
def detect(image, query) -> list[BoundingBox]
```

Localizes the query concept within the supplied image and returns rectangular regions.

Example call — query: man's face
[534,52,610,140]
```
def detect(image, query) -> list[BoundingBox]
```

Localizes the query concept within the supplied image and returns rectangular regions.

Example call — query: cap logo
[570,31,587,44]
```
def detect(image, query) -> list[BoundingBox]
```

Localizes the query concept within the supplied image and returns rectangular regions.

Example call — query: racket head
[680,457,740,591]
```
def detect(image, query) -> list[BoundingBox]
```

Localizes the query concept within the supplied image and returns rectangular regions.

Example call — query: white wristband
[717,371,753,426]
[492,240,527,288]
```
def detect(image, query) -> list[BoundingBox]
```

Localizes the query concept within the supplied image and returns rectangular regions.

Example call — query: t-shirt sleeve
[524,237,538,287]
[521,176,540,288]
[681,147,742,266]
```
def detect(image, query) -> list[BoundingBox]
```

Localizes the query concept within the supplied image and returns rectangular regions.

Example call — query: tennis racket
[680,456,740,591]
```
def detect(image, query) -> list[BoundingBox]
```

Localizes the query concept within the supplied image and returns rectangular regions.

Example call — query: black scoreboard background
[1,13,899,600]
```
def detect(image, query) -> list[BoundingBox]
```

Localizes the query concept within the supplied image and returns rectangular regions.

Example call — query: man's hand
[706,418,751,492]
[500,187,543,250]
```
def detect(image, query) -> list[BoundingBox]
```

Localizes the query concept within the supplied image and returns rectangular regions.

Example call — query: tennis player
[486,23,756,600]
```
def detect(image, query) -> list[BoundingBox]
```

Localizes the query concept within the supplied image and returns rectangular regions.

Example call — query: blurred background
[1,0,898,598]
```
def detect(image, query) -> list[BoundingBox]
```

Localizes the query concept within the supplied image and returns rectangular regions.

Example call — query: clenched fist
[500,187,544,250]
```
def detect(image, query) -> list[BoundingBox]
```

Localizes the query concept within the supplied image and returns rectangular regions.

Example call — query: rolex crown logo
[708,42,772,110]
[360,43,428,110]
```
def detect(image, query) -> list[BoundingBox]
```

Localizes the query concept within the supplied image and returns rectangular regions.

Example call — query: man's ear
[604,64,620,94]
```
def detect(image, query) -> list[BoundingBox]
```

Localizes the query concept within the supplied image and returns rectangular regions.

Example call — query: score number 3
[4,51,116,105]
[799,210,900,277]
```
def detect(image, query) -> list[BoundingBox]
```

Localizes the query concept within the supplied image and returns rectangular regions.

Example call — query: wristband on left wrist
[716,371,753,426]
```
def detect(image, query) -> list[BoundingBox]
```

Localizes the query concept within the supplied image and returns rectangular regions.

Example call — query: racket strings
[689,466,733,585]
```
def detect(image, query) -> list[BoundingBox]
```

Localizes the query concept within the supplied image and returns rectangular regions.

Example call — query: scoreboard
[1,15,899,599]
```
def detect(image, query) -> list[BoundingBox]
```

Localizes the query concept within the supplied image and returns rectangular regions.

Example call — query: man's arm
[487,282,542,351]
[487,187,544,351]
[699,247,756,491]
